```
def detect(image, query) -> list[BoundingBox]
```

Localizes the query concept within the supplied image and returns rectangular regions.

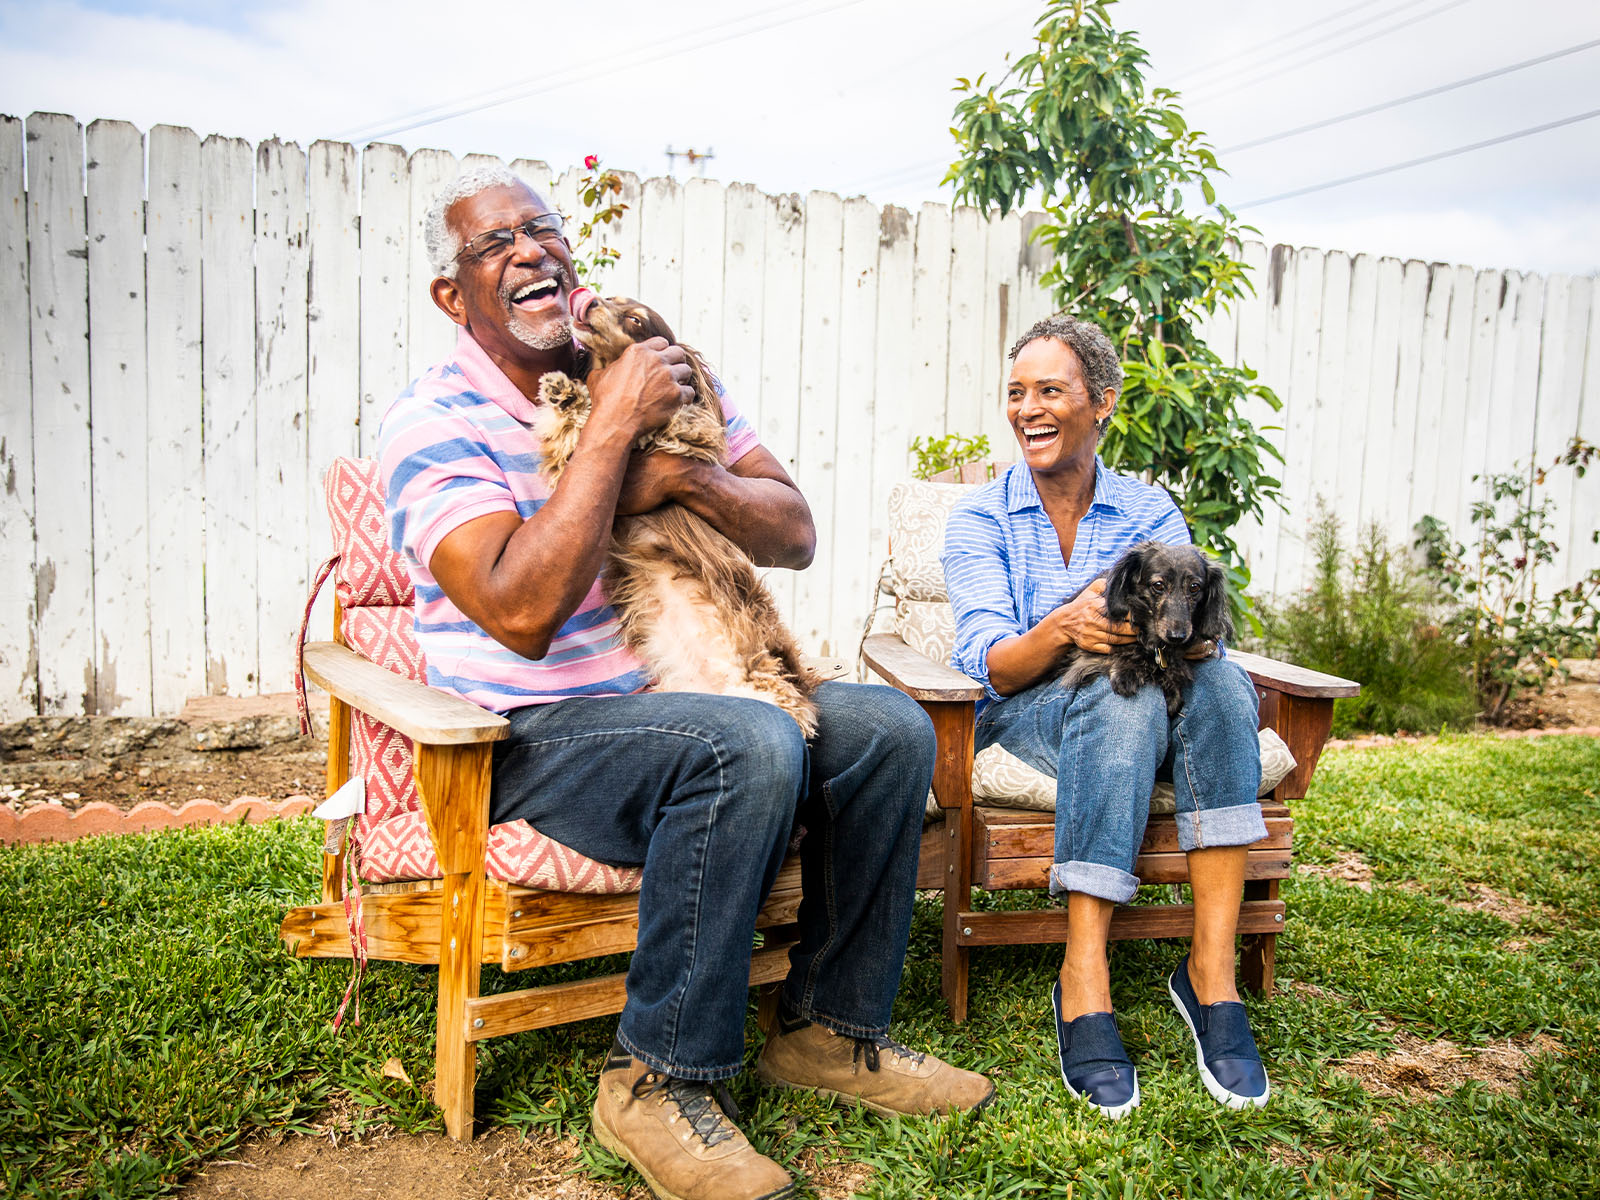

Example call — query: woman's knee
[1071,678,1169,768]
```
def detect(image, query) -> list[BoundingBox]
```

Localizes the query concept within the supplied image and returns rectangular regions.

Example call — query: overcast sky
[2,0,1596,275]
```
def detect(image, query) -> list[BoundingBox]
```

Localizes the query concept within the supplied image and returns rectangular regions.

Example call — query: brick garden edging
[5,727,1595,846]
[0,796,315,845]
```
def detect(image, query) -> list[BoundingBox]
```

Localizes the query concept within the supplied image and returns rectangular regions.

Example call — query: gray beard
[509,313,573,350]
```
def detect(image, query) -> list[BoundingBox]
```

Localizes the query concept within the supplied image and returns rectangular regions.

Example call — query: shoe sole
[591,1099,797,1200]
[755,1061,996,1119]
[1166,976,1271,1111]
[1061,1069,1140,1120]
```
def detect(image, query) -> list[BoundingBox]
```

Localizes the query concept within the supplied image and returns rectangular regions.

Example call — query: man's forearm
[670,462,816,569]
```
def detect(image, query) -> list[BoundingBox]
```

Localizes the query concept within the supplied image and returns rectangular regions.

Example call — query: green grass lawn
[3,734,1597,1199]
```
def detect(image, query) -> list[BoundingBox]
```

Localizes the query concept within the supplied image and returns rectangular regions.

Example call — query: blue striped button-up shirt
[941,459,1192,703]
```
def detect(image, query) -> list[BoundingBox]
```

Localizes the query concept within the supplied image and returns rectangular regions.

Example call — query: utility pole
[664,146,716,178]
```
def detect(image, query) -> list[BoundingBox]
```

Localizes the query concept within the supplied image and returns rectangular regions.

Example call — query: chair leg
[435,869,481,1139]
[415,742,493,1141]
[1240,879,1277,996]
[942,817,971,1024]
[757,981,782,1036]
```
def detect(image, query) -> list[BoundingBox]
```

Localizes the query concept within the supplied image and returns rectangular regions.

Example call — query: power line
[1173,0,1415,88]
[339,0,865,144]
[1223,36,1600,153]
[1189,0,1474,101]
[1234,106,1600,208]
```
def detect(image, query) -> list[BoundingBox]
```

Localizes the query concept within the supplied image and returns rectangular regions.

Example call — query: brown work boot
[590,1043,795,1200]
[756,1013,995,1117]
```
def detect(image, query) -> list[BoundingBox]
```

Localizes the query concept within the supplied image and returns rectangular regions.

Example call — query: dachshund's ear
[1195,555,1233,643]
[1103,547,1145,620]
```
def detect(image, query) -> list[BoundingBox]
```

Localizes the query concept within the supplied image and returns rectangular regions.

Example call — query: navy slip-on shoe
[1052,980,1140,1119]
[1167,954,1270,1109]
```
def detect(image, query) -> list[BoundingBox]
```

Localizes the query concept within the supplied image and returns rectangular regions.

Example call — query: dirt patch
[1297,850,1374,891]
[1453,882,1540,924]
[1336,1031,1563,1099]
[2,693,323,815]
[177,1121,872,1200]
[176,1126,638,1200]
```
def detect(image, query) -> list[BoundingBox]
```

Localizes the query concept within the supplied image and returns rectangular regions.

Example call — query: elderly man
[377,165,992,1200]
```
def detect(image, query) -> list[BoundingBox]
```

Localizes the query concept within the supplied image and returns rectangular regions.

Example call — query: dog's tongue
[569,286,598,324]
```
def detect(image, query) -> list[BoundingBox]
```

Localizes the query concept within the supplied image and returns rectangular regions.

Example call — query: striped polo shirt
[941,459,1193,702]
[378,328,760,713]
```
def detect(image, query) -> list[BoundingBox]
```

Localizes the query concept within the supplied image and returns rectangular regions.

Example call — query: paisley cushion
[886,481,971,603]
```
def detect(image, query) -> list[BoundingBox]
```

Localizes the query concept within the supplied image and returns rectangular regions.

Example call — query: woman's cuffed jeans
[974,656,1265,905]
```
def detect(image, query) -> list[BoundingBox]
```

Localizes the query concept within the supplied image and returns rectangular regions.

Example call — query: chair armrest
[804,654,851,681]
[1227,649,1360,699]
[862,633,986,702]
[302,641,510,745]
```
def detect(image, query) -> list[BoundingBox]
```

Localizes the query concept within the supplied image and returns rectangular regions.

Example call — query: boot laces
[633,1074,741,1148]
[850,1032,925,1073]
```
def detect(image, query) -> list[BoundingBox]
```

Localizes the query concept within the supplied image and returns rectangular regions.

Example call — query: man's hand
[1045,578,1136,655]
[615,450,703,516]
[585,338,694,440]
[1184,638,1219,661]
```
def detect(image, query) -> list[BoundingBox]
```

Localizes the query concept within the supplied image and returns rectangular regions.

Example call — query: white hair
[424,163,534,279]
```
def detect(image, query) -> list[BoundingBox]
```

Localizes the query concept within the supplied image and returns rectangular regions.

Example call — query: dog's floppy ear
[1102,544,1146,622]
[1194,553,1233,643]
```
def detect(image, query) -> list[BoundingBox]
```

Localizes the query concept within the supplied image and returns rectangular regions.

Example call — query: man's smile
[508,276,562,311]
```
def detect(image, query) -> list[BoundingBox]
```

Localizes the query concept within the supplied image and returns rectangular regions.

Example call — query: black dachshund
[1060,541,1232,716]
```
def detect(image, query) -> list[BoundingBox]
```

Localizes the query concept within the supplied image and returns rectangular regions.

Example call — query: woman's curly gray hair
[424,163,531,279]
[1009,314,1123,441]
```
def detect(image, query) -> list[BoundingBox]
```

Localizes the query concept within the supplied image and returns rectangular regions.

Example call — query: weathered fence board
[27,112,94,716]
[0,112,1595,717]
[255,139,310,695]
[832,195,883,646]
[638,176,685,333]
[0,115,34,721]
[200,134,258,696]
[793,189,844,648]
[357,143,408,458]
[757,190,807,622]
[86,120,151,715]
[145,123,206,716]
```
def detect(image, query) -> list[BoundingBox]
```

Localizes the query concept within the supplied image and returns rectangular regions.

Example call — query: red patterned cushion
[359,810,644,893]
[320,456,640,896]
[325,456,414,609]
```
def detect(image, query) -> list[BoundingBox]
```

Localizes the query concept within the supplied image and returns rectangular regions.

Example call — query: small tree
[946,0,1281,619]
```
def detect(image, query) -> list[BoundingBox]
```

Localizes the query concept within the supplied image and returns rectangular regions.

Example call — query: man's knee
[716,698,808,797]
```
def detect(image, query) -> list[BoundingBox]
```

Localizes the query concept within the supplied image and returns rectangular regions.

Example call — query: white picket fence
[2,111,1596,719]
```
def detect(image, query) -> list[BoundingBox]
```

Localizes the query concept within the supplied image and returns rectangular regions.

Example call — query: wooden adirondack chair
[862,463,1359,1022]
[280,458,841,1139]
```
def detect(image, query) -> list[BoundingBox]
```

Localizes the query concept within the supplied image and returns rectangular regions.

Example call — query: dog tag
[313,775,366,820]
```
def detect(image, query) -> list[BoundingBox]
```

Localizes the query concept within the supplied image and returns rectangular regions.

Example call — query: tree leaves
[946,0,1282,616]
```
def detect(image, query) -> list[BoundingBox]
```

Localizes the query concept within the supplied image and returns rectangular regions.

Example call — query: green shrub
[909,432,991,481]
[1416,437,1600,724]
[1259,507,1476,737]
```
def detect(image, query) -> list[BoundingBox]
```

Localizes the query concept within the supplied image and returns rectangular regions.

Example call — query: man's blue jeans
[974,656,1265,905]
[490,681,934,1082]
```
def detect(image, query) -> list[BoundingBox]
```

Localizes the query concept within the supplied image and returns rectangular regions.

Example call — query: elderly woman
[941,315,1270,1118]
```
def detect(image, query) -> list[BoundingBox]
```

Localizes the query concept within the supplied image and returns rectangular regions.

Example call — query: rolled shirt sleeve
[942,502,1024,701]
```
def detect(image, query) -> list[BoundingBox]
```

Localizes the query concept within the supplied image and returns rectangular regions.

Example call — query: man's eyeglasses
[454,213,566,264]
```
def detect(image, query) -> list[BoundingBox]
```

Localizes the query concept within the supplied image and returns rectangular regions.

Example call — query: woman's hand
[1184,638,1219,661]
[1046,578,1136,655]
[985,578,1135,696]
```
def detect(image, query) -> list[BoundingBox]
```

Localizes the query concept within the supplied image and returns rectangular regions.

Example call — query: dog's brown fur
[1060,541,1232,716]
[534,296,821,735]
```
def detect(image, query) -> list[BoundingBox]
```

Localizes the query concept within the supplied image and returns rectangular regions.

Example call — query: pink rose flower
[584,154,599,171]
